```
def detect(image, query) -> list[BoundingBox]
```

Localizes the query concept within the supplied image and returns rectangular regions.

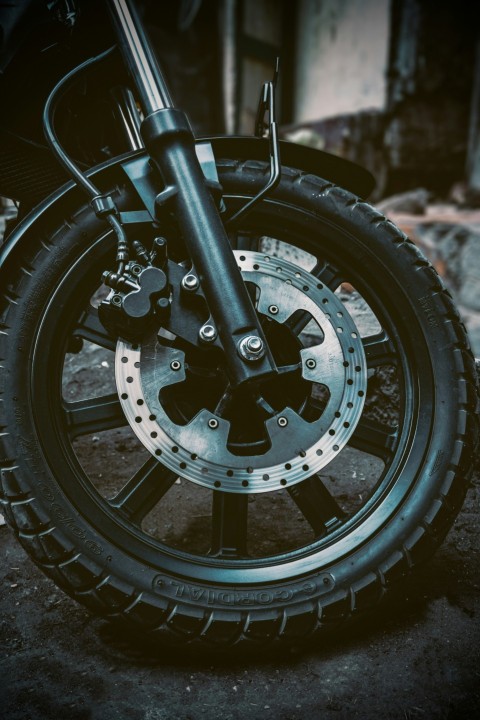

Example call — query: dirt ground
[1,467,479,720]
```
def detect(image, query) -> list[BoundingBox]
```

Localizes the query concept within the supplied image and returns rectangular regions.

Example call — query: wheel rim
[32,187,426,584]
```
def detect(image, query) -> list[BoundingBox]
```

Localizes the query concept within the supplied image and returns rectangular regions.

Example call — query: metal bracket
[121,140,222,219]
[226,59,282,227]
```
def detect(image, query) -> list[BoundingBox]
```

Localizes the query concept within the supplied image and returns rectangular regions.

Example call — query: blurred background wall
[163,0,479,202]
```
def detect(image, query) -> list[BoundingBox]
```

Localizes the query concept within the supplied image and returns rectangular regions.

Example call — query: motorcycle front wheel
[0,157,477,649]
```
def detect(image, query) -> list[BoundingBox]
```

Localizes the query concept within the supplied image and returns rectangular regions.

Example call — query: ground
[0,466,479,719]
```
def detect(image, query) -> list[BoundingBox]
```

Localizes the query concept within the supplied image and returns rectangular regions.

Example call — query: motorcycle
[0,0,478,650]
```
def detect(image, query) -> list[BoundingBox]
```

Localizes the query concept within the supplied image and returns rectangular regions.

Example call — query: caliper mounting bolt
[181,273,199,292]
[199,324,217,343]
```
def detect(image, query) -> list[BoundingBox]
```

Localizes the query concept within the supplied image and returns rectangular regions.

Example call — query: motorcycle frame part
[107,0,277,388]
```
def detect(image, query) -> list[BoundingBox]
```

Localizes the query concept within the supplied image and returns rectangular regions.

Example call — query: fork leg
[106,0,277,387]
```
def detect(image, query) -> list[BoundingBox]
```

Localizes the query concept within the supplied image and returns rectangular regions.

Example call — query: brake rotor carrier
[116,250,367,493]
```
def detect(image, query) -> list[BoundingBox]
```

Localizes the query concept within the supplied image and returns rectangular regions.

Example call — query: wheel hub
[116,251,367,493]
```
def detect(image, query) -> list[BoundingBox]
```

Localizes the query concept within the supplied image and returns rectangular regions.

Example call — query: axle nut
[238,335,265,362]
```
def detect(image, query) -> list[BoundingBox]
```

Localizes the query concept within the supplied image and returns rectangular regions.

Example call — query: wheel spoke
[288,475,346,537]
[64,394,127,439]
[231,231,261,252]
[284,310,312,336]
[363,332,397,368]
[110,456,177,522]
[74,306,116,351]
[348,417,397,461]
[210,492,248,558]
[311,260,344,291]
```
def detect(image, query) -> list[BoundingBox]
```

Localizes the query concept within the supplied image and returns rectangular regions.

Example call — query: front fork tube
[141,109,277,387]
[107,0,276,386]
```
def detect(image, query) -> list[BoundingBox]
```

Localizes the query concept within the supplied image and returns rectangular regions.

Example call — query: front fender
[210,136,375,198]
[0,137,374,279]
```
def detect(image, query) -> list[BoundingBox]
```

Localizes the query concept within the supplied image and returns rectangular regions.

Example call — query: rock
[377,188,430,215]
[459,232,480,310]
[414,222,480,311]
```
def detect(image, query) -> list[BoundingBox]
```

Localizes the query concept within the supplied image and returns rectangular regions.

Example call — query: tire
[0,158,478,650]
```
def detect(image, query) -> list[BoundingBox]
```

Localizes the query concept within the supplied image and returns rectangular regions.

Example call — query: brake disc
[116,250,367,493]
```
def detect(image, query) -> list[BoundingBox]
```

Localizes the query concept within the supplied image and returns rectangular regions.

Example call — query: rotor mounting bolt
[170,360,181,371]
[208,418,219,429]
[238,335,265,362]
[277,416,288,428]
[199,324,217,343]
[269,305,279,315]
[306,358,317,370]
[182,273,199,292]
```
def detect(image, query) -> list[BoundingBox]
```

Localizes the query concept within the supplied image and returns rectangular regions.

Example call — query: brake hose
[42,46,129,275]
